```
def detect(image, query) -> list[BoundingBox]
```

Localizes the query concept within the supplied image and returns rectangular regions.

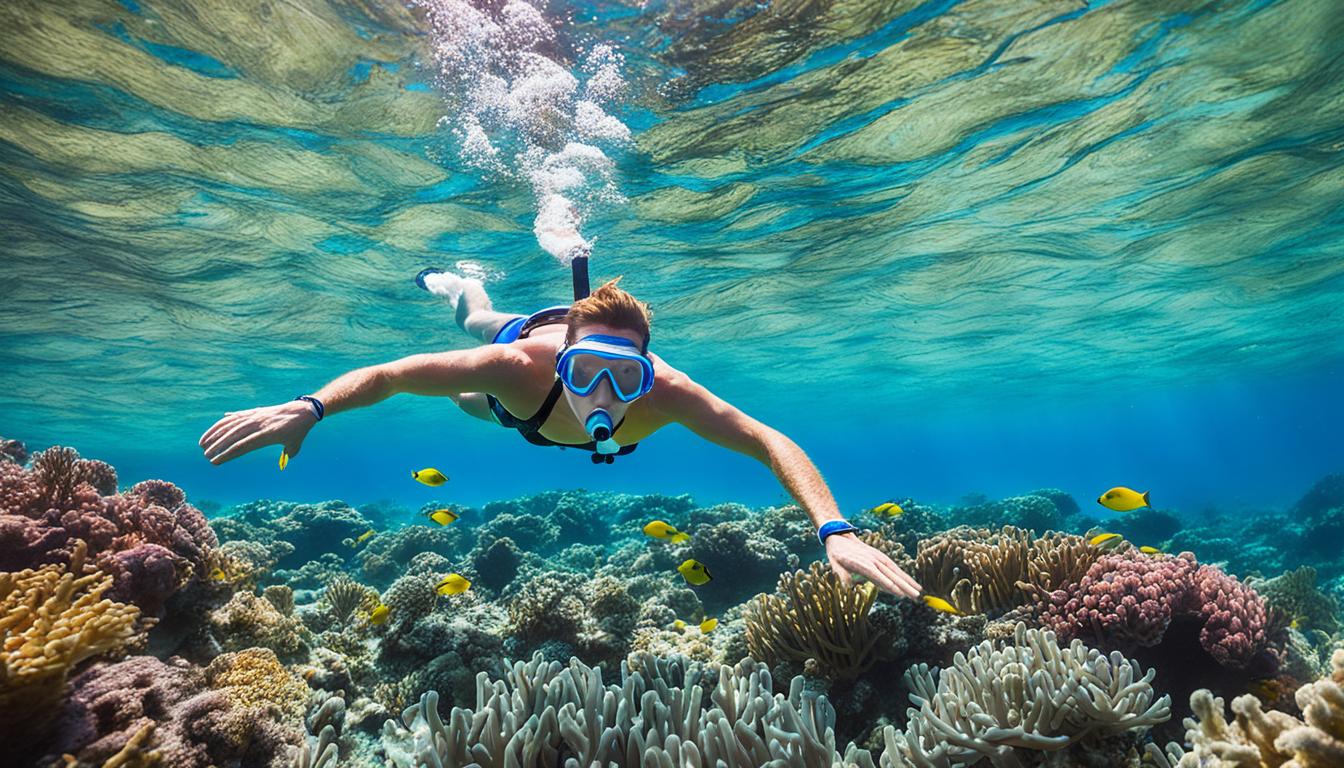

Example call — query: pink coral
[0,445,215,610]
[98,544,190,614]
[1039,551,1272,668]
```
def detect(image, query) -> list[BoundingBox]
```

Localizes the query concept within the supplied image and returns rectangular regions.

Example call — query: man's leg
[418,269,522,344]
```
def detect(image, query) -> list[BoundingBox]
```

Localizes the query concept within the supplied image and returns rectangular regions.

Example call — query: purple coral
[1038,551,1271,669]
[0,445,215,610]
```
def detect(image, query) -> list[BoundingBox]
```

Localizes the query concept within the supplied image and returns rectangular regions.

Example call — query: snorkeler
[198,242,922,600]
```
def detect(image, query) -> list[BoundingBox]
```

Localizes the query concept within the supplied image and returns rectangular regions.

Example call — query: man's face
[561,323,647,429]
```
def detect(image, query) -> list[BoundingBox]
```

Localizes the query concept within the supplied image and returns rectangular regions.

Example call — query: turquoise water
[2,0,1343,515]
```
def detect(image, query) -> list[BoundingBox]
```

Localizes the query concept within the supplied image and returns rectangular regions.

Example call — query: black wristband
[295,395,324,421]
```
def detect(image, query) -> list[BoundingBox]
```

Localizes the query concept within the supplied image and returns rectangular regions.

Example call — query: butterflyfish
[921,595,964,616]
[677,559,713,586]
[279,451,289,470]
[369,604,390,625]
[209,567,228,582]
[1097,487,1150,512]
[699,618,718,633]
[413,468,449,486]
[673,619,686,630]
[642,520,691,544]
[427,508,459,526]
[436,573,471,596]
[869,501,904,518]
[1089,532,1122,546]
[1139,546,1162,555]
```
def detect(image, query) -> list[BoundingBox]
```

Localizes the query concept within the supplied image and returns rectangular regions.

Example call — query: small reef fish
[209,567,229,582]
[643,520,691,544]
[348,529,375,547]
[677,559,713,586]
[699,618,718,633]
[279,450,290,470]
[868,501,904,518]
[921,595,963,616]
[1097,486,1150,512]
[436,573,471,596]
[369,603,390,625]
[426,508,459,526]
[1139,545,1162,555]
[673,620,686,630]
[413,468,449,486]
[1089,532,1122,546]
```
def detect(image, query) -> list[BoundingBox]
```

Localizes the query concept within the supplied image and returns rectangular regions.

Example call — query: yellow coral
[0,541,145,742]
[205,648,308,721]
[744,560,880,681]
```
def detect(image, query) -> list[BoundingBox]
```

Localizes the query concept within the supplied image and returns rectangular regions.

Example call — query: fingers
[200,411,250,448]
[828,560,853,589]
[211,427,276,465]
[203,419,259,461]
[875,558,922,601]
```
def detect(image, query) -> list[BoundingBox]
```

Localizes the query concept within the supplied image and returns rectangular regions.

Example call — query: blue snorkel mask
[555,334,655,405]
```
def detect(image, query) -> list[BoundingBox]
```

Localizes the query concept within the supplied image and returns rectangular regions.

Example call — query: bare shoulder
[644,354,707,413]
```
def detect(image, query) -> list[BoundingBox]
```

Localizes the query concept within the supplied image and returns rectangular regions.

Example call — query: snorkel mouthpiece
[586,409,613,442]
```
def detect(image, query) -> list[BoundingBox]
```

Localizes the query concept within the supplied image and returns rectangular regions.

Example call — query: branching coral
[0,541,146,745]
[745,560,882,682]
[381,652,855,767]
[913,525,1100,616]
[1176,648,1344,767]
[880,623,1171,767]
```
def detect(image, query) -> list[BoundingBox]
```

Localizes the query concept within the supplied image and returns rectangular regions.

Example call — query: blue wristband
[295,395,324,421]
[818,520,860,545]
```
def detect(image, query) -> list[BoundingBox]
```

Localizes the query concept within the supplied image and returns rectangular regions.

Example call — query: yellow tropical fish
[922,595,964,616]
[427,508,459,526]
[279,451,290,470]
[1139,546,1162,555]
[348,529,375,547]
[209,567,229,582]
[413,468,449,486]
[699,618,718,633]
[869,501,904,518]
[369,604,390,625]
[673,619,687,630]
[1089,532,1122,546]
[677,559,713,586]
[436,573,471,596]
[642,520,691,544]
[1097,487,1150,512]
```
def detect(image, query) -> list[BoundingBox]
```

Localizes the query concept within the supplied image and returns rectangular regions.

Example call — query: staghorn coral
[0,541,146,746]
[745,560,883,682]
[913,525,1100,616]
[205,648,309,722]
[1176,648,1344,767]
[881,623,1171,767]
[381,651,858,767]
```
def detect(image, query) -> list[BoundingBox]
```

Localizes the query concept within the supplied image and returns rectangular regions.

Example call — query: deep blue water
[2,0,1343,519]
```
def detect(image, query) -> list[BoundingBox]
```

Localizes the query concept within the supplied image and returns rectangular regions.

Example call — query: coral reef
[0,541,147,747]
[205,589,312,662]
[880,623,1171,767]
[745,560,883,682]
[381,652,858,767]
[321,574,377,627]
[1175,648,1344,767]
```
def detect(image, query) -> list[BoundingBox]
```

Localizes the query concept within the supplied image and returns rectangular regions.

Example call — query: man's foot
[415,267,482,311]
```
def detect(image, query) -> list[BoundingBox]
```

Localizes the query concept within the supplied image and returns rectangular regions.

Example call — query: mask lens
[608,359,646,395]
[567,354,606,390]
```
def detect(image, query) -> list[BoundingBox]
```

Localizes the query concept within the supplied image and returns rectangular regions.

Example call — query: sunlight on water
[0,0,1341,499]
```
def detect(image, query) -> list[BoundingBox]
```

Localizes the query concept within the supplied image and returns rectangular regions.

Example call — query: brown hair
[565,277,652,351]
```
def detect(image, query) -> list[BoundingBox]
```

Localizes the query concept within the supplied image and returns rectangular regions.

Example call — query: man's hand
[199,401,316,465]
[825,533,922,600]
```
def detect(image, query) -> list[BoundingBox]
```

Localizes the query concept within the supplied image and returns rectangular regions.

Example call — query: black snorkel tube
[569,249,614,448]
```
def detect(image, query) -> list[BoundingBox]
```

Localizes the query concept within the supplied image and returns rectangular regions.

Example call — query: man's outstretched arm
[199,345,515,465]
[654,372,923,600]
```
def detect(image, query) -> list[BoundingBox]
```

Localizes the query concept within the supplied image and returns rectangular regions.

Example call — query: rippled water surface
[2,0,1342,507]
